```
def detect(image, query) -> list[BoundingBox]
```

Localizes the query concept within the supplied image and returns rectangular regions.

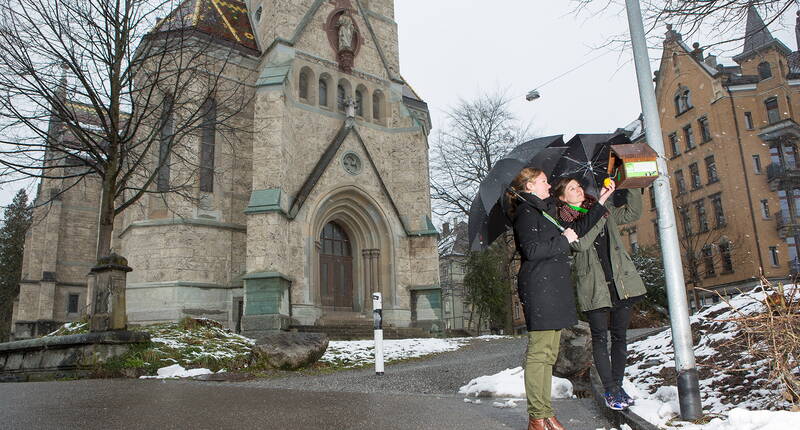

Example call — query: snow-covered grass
[320,335,507,368]
[625,284,800,429]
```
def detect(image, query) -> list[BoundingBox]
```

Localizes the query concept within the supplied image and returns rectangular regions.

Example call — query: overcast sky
[395,1,799,138]
[1,1,799,213]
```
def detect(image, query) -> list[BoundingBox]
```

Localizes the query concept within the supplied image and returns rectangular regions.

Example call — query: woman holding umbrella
[505,168,614,430]
[552,177,646,411]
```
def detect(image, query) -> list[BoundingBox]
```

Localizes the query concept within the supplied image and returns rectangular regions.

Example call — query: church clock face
[342,152,362,175]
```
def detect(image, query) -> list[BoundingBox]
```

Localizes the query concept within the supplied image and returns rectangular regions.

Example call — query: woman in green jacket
[553,177,647,411]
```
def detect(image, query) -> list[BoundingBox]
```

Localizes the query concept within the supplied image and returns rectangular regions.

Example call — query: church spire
[741,5,775,54]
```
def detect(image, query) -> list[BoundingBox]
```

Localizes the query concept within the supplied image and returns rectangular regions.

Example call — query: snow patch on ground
[458,366,573,400]
[139,364,214,379]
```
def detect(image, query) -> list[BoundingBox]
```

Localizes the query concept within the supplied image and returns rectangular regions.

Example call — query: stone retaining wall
[0,330,150,382]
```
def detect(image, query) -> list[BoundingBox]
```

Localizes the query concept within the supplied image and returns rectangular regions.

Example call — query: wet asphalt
[0,336,614,430]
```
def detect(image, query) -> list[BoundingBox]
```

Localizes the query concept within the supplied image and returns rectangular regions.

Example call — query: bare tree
[674,194,744,312]
[0,0,251,261]
[429,90,531,219]
[573,0,797,53]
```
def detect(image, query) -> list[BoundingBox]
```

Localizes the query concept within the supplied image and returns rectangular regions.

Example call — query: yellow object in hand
[603,177,613,188]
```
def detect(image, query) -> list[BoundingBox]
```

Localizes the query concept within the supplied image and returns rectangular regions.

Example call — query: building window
[753,154,762,174]
[319,78,328,107]
[689,163,702,189]
[669,133,680,157]
[769,246,780,266]
[298,70,309,100]
[372,90,383,121]
[680,207,693,237]
[157,93,173,192]
[758,61,772,79]
[355,89,364,117]
[696,200,709,232]
[675,169,687,194]
[711,193,726,227]
[720,240,734,272]
[705,156,718,183]
[653,219,660,246]
[744,112,754,130]
[766,97,780,124]
[683,125,696,150]
[675,86,692,115]
[702,245,715,277]
[67,293,79,314]
[337,84,346,111]
[698,116,712,142]
[199,98,216,193]
[649,185,656,210]
[761,199,771,219]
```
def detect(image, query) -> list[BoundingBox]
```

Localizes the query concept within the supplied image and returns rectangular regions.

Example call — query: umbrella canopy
[549,133,630,197]
[477,135,566,214]
[469,135,568,251]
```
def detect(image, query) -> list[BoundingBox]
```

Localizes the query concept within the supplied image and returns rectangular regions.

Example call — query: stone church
[11,0,441,338]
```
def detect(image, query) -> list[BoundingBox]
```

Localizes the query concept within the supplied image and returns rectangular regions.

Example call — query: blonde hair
[505,167,545,218]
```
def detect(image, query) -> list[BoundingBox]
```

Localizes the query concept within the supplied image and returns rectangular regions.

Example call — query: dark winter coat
[568,189,647,311]
[512,193,607,331]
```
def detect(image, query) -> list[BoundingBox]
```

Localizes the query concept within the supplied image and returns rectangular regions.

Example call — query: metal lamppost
[623,0,702,420]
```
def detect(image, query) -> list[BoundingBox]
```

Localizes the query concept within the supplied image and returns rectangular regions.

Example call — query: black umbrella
[477,135,566,214]
[469,135,568,250]
[549,133,631,197]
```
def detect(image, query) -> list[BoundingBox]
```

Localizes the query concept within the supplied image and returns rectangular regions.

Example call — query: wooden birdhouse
[607,143,660,189]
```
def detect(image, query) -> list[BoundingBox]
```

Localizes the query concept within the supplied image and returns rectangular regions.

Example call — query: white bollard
[372,292,384,376]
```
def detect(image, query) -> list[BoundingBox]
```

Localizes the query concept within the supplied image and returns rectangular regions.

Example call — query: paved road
[0,337,614,430]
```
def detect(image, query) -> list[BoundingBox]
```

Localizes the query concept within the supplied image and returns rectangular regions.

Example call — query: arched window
[199,98,216,193]
[355,89,363,117]
[298,70,309,100]
[158,93,174,192]
[337,84,346,111]
[674,86,692,115]
[372,90,383,121]
[758,61,772,79]
[318,78,328,107]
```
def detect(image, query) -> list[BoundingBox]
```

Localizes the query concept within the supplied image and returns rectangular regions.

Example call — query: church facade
[12,0,441,337]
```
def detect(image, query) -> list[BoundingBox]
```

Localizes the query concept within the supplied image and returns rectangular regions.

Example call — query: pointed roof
[742,6,775,53]
[149,0,258,54]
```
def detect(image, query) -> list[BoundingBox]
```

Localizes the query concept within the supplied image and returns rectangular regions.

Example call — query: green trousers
[525,329,561,418]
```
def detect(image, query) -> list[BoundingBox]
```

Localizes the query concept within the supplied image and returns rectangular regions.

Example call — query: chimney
[442,222,450,236]
[704,54,718,69]
[796,11,800,51]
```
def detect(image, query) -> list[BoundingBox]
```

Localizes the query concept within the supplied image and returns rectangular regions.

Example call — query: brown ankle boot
[528,416,548,430]
[544,416,567,430]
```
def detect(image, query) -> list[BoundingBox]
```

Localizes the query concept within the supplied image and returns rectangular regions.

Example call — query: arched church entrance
[319,221,354,310]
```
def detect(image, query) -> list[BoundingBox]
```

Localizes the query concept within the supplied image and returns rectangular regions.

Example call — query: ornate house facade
[12,0,440,337]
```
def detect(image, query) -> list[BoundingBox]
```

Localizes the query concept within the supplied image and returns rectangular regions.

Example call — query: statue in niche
[337,14,355,52]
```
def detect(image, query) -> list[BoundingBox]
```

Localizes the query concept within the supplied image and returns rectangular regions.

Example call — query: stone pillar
[89,253,132,332]
[241,272,292,336]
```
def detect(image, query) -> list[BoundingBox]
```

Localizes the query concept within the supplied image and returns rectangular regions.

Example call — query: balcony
[775,210,800,238]
[766,163,800,190]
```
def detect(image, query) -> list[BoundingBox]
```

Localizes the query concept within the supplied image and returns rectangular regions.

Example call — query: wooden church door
[319,222,354,310]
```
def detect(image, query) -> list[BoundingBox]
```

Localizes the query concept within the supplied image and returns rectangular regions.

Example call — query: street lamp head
[526,89,540,101]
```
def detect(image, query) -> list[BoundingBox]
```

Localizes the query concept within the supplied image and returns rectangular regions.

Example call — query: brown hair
[551,177,581,202]
[504,167,545,218]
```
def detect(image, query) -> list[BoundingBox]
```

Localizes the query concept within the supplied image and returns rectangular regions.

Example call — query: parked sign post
[372,292,384,376]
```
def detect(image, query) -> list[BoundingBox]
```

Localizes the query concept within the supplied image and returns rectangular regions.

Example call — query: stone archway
[309,187,395,317]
